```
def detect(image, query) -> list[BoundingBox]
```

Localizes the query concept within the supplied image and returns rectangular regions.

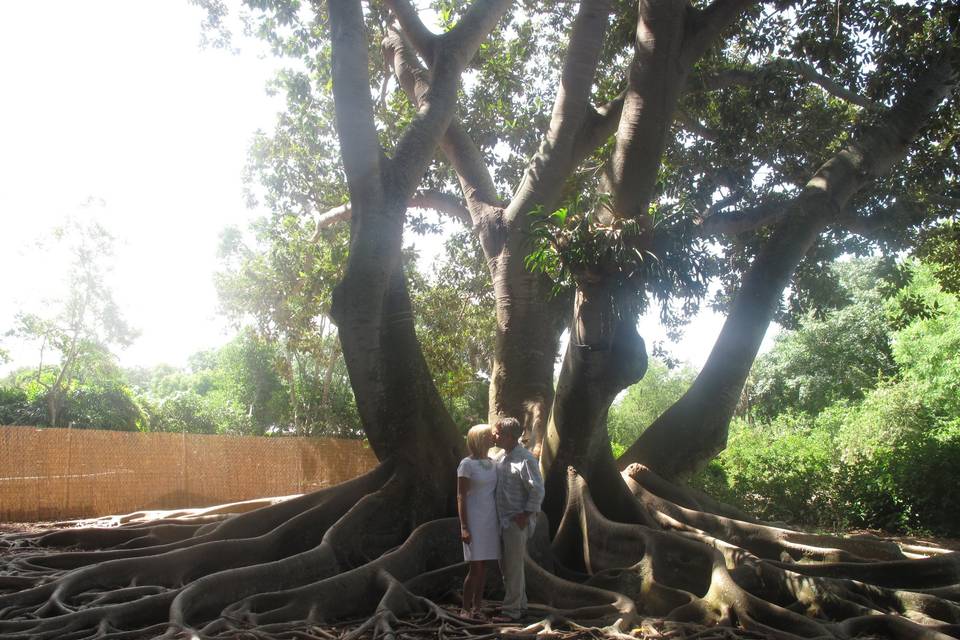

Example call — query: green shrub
[691,415,836,527]
[693,382,960,536]
[0,385,44,425]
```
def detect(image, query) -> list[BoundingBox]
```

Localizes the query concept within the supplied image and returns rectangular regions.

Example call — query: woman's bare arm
[457,476,471,543]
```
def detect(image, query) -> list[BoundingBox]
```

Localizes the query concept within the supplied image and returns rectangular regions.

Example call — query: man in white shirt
[491,417,545,621]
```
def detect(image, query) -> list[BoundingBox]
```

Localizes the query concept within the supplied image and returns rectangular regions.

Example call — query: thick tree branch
[606,0,752,219]
[388,0,516,70]
[327,0,383,208]
[573,91,627,161]
[777,59,883,109]
[926,193,960,211]
[692,67,756,91]
[817,59,957,206]
[685,0,758,64]
[440,0,515,69]
[409,190,472,226]
[675,109,720,141]
[443,122,505,214]
[384,0,436,61]
[507,0,614,223]
[699,195,796,235]
[553,0,614,132]
[837,199,927,236]
[607,0,689,219]
[384,29,502,221]
[385,28,431,112]
[693,60,883,110]
[313,202,352,233]
[310,190,472,240]
[699,60,957,235]
[838,192,960,236]
[390,0,512,199]
[623,56,959,479]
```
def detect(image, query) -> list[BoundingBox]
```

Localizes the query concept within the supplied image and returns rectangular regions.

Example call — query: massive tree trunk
[487,233,569,453]
[383,25,566,450]
[327,0,517,509]
[540,285,649,532]
[542,0,743,514]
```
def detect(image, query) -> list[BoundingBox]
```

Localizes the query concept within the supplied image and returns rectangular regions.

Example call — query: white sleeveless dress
[457,457,500,561]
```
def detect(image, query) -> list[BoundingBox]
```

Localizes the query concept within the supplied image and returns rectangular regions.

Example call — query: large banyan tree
[2,1,959,638]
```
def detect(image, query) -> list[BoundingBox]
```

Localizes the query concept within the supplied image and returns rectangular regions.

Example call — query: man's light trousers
[500,520,534,618]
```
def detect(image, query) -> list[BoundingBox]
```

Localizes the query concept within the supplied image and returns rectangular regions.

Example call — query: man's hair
[465,424,492,458]
[495,416,523,439]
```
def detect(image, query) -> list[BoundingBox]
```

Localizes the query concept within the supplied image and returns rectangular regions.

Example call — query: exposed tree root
[2,461,957,640]
[555,466,959,639]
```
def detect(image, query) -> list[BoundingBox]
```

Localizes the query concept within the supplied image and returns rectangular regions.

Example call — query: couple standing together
[456,417,545,622]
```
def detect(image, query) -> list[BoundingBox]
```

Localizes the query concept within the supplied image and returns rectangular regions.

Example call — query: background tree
[130,331,297,435]
[215,214,495,436]
[607,358,696,456]
[747,257,900,420]
[407,229,497,427]
[3,218,138,428]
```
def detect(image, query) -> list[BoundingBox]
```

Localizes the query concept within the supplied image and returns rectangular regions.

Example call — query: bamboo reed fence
[0,425,378,522]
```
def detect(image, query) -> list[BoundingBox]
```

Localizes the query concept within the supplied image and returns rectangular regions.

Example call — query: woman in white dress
[457,424,499,618]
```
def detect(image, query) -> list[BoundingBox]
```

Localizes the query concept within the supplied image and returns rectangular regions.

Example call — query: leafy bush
[145,390,252,435]
[0,374,144,431]
[59,382,145,431]
[0,385,45,425]
[695,371,960,535]
[692,415,837,527]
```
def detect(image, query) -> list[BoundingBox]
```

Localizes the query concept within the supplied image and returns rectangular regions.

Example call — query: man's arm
[522,456,545,513]
[512,455,545,528]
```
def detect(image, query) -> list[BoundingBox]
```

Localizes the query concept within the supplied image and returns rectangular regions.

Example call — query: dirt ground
[0,522,56,535]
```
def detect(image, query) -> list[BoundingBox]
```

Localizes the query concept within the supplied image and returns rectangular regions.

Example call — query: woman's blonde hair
[465,424,492,458]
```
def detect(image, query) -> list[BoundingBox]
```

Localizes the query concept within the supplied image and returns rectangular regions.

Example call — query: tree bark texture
[326,0,512,503]
[540,285,649,532]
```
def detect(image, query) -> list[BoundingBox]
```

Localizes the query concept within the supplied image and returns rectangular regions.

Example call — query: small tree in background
[4,218,138,428]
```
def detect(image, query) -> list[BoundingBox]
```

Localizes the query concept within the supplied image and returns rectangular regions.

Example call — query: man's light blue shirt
[494,444,545,530]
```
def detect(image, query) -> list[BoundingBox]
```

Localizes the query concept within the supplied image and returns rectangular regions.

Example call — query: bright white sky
[0,2,282,372]
[0,2,765,377]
